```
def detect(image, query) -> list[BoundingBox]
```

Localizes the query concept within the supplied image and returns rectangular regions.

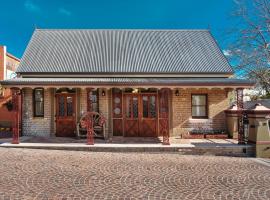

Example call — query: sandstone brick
[171,88,229,137]
[22,88,52,136]
[21,88,230,138]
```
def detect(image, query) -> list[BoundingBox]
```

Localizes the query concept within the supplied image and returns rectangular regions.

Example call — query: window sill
[191,117,208,119]
[189,118,211,122]
[33,116,45,118]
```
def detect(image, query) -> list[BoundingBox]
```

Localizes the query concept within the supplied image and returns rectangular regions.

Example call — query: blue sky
[0,0,237,58]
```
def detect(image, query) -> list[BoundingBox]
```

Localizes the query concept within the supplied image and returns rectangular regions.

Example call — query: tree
[228,0,270,96]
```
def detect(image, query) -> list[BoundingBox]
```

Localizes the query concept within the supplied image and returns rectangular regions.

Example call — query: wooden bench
[76,112,106,139]
[0,121,12,131]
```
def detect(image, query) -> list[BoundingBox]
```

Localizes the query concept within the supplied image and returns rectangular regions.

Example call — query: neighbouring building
[0,46,20,131]
[0,29,254,141]
[0,46,20,96]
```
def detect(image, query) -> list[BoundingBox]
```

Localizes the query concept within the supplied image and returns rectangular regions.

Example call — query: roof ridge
[35,28,210,32]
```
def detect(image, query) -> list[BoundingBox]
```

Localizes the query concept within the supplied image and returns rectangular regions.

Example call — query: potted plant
[186,130,205,139]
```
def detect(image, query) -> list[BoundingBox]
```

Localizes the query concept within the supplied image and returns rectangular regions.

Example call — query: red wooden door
[123,93,158,137]
[56,94,76,137]
[124,94,139,137]
[140,94,157,137]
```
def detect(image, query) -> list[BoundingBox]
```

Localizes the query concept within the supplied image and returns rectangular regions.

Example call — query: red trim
[11,89,20,144]
[19,89,22,136]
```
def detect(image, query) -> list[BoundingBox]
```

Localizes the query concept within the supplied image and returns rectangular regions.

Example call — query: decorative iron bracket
[236,88,244,144]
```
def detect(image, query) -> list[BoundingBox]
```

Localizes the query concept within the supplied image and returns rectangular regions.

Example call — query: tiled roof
[243,100,270,110]
[0,77,254,87]
[17,29,233,74]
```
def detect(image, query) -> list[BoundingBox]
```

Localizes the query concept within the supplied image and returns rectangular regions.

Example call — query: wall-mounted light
[132,88,139,93]
[175,89,180,96]
[102,90,106,96]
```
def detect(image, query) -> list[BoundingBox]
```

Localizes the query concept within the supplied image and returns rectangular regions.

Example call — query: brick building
[0,46,20,130]
[0,46,20,95]
[0,29,254,141]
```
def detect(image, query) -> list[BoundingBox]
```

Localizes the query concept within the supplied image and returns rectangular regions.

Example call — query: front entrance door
[56,94,76,137]
[124,93,157,137]
[140,94,157,137]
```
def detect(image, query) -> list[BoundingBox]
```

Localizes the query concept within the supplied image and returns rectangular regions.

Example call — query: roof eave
[0,80,255,89]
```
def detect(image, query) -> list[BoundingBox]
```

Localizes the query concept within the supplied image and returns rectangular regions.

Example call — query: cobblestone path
[0,148,269,200]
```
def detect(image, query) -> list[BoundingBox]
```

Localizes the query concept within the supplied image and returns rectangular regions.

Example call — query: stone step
[0,144,256,157]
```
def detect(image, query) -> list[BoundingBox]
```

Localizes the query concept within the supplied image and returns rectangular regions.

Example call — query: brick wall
[22,88,52,136]
[79,88,87,117]
[0,46,20,126]
[20,87,229,138]
[77,88,111,139]
[98,88,111,139]
[171,88,229,137]
[0,46,4,81]
[6,54,19,72]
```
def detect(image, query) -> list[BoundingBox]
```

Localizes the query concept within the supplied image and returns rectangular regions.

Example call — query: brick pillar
[80,88,87,115]
[99,88,111,140]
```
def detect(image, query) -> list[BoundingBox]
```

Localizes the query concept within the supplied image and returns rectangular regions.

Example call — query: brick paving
[0,148,269,200]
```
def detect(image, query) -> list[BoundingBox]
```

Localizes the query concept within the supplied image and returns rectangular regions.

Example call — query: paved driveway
[0,148,269,200]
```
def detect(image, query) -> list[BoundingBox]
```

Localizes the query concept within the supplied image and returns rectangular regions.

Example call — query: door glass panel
[143,96,149,118]
[58,96,65,116]
[126,96,131,118]
[149,96,156,118]
[67,96,73,116]
[114,97,121,104]
[133,97,138,118]
[114,108,121,115]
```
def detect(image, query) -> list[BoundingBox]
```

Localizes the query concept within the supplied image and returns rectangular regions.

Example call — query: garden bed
[184,130,228,139]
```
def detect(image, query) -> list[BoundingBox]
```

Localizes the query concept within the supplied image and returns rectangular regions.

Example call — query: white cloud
[233,0,241,4]
[24,0,41,13]
[59,8,71,16]
[223,49,232,57]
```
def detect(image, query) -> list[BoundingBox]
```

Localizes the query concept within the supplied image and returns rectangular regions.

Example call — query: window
[112,88,122,118]
[33,89,44,117]
[87,89,99,112]
[142,95,156,118]
[192,94,208,118]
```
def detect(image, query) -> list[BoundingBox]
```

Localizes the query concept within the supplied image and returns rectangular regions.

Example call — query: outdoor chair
[76,112,106,139]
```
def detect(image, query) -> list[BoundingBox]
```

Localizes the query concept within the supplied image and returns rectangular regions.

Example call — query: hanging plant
[4,100,13,111]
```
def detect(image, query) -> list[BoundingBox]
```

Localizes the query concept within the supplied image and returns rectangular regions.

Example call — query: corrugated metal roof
[17,29,233,74]
[0,77,254,87]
